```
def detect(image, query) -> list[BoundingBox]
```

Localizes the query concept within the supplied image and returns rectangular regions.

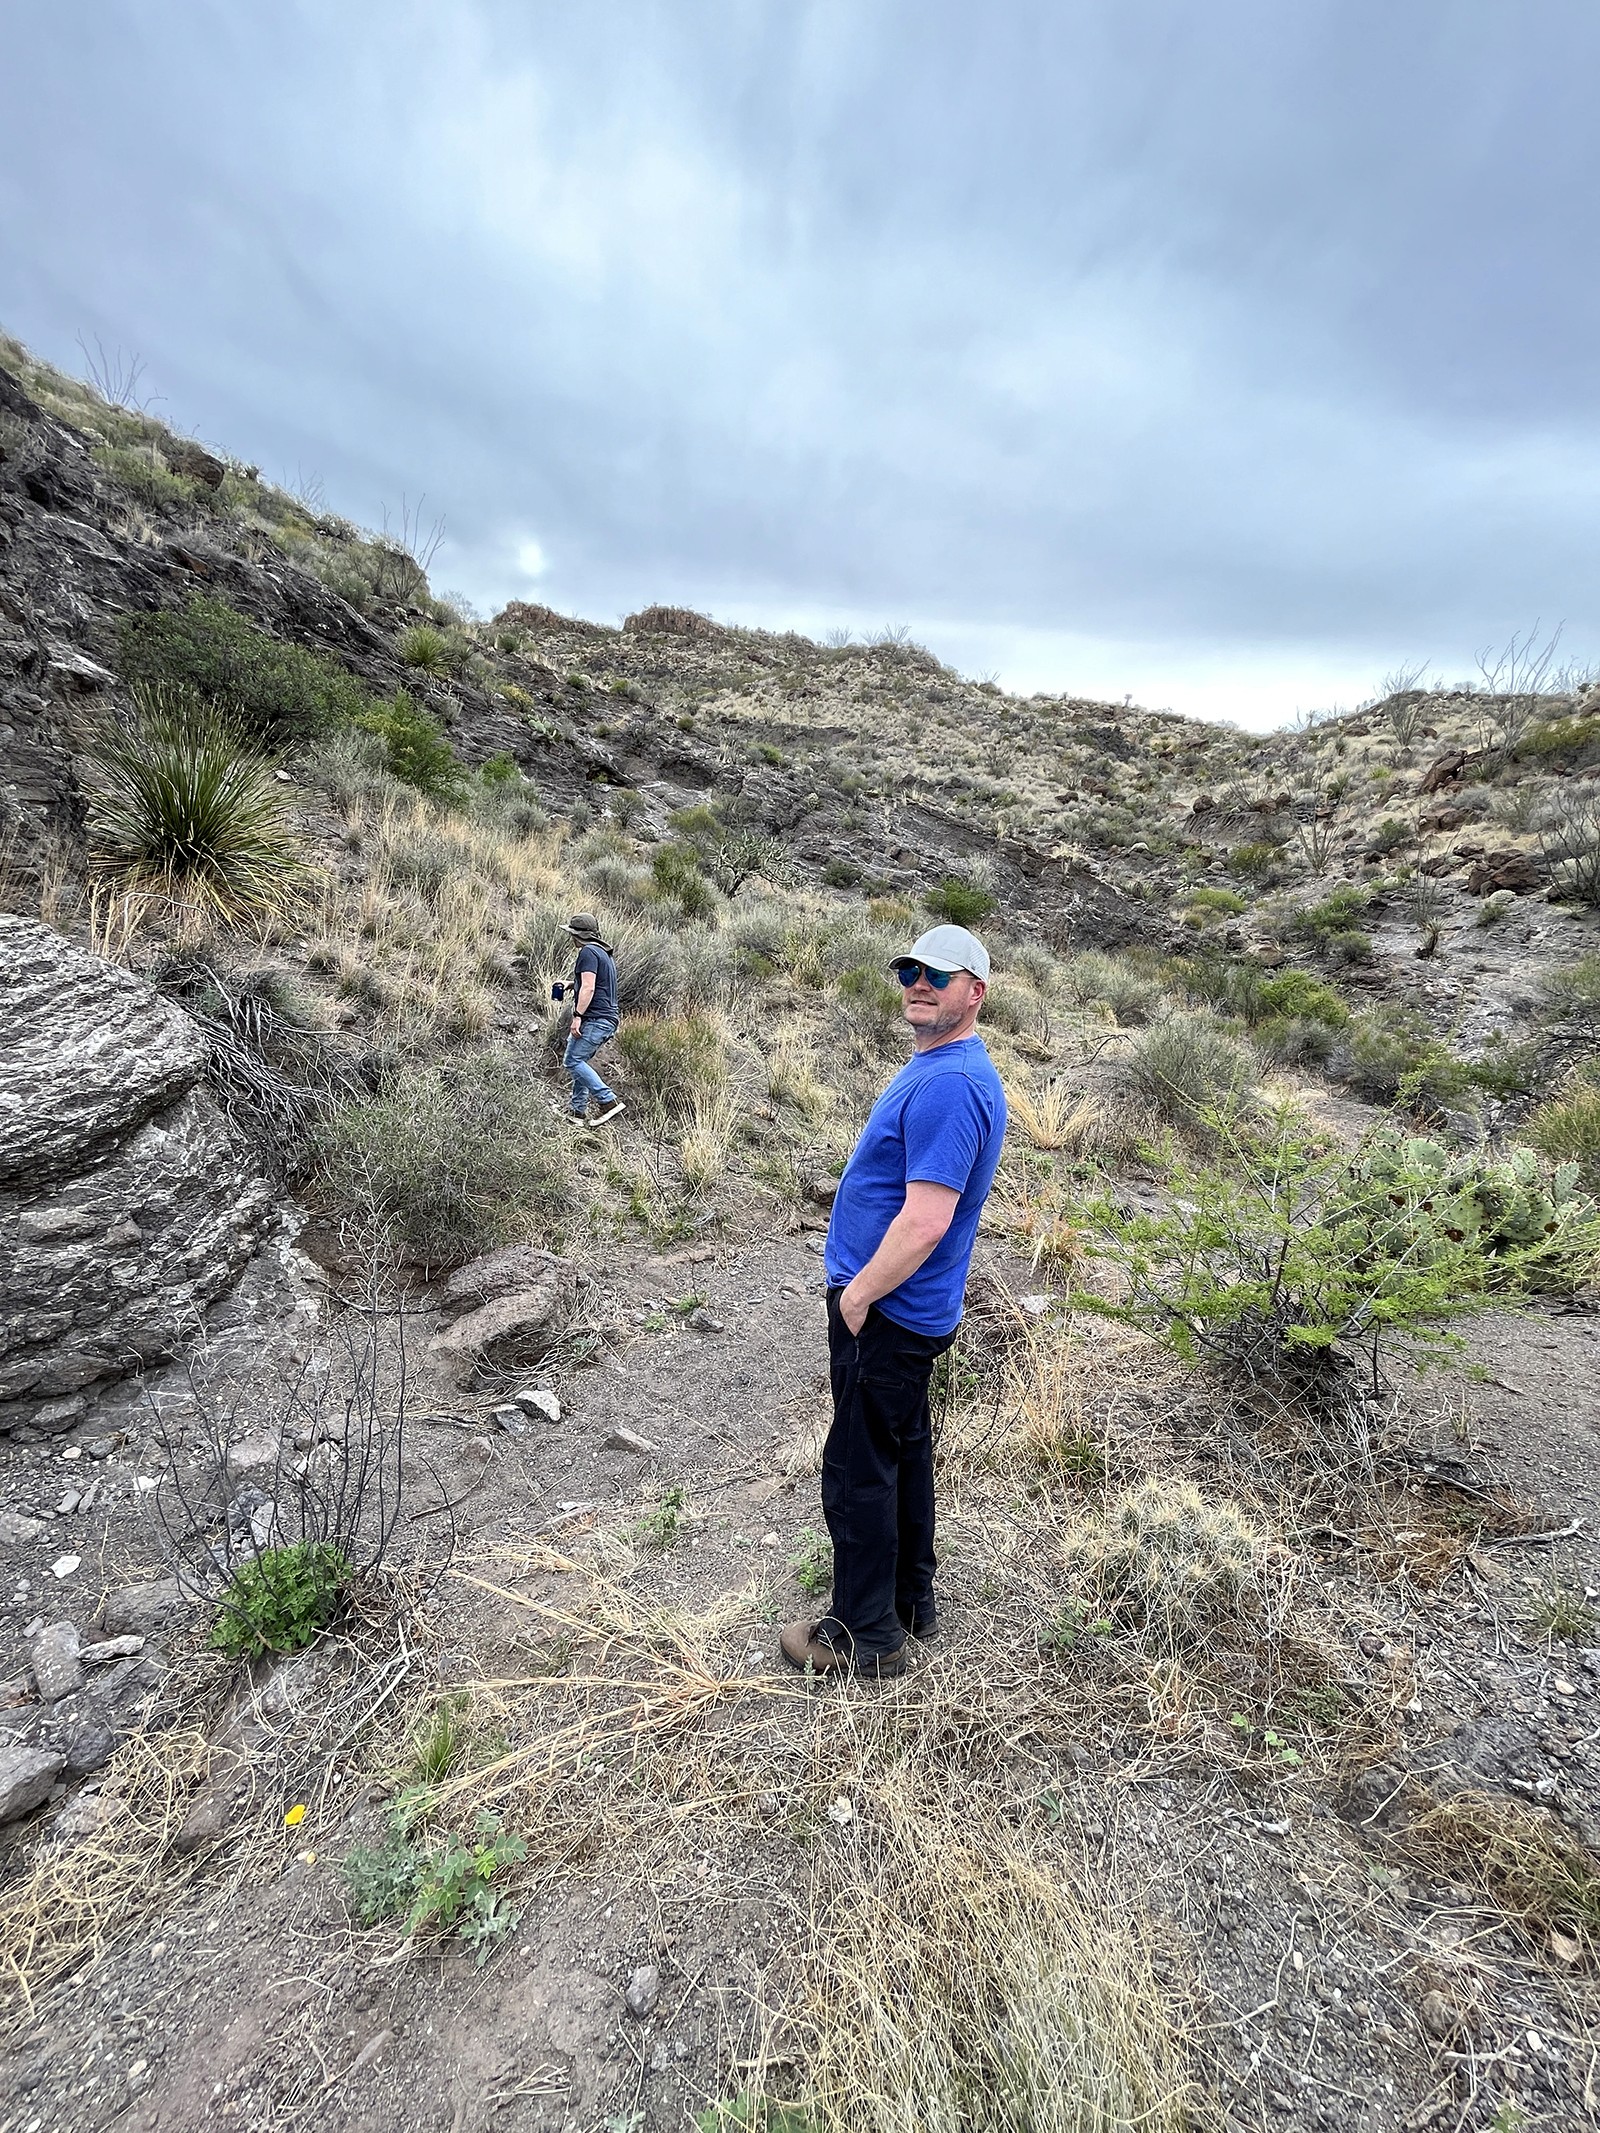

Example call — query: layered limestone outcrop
[0,915,272,1433]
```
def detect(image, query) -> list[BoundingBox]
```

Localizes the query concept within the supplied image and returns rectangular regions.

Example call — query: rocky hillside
[4,331,1600,2133]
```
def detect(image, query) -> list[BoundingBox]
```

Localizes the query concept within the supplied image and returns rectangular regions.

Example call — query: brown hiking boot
[779,1619,908,1678]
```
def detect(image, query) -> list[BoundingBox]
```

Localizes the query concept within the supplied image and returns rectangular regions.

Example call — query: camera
[550,981,565,1002]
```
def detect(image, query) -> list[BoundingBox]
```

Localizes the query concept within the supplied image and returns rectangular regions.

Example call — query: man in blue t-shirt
[780,923,1007,1678]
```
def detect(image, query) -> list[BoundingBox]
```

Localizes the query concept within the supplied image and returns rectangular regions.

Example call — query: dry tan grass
[1407,1790,1600,1956]
[790,1769,1194,2133]
[679,1085,739,1194]
[1003,1073,1101,1153]
[0,1727,214,2028]
[765,1017,835,1122]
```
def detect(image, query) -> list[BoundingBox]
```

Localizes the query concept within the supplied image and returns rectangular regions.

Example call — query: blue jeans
[563,1016,618,1114]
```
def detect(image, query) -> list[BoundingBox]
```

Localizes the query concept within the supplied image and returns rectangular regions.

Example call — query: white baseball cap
[889,924,991,982]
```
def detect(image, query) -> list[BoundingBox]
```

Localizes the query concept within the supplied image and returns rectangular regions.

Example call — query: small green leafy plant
[790,1529,833,1598]
[696,2098,821,2133]
[636,1485,687,1550]
[1043,1597,1115,1657]
[342,1805,526,1965]
[210,1541,352,1658]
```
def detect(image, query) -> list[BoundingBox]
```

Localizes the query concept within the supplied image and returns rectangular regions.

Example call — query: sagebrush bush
[118,595,372,743]
[299,725,403,813]
[838,962,906,1046]
[1061,1479,1266,1653]
[1063,953,1165,1026]
[85,688,308,920]
[616,1012,726,1124]
[1098,1016,1255,1134]
[319,1051,572,1267]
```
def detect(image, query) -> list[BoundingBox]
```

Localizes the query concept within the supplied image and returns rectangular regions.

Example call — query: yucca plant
[85,685,308,922]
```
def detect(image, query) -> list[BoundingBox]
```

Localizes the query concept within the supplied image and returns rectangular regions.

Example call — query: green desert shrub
[318,1051,572,1268]
[926,873,998,926]
[1227,841,1279,880]
[117,595,372,743]
[668,803,790,896]
[211,1542,352,1658]
[979,975,1037,1036]
[299,725,402,812]
[1184,886,1248,919]
[1371,817,1411,854]
[95,442,200,512]
[650,842,718,920]
[84,688,308,921]
[1289,885,1374,963]
[1341,1009,1472,1110]
[354,690,463,801]
[1077,1119,1600,1413]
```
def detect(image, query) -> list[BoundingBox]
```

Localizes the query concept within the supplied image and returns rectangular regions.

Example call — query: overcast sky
[3,2,1597,727]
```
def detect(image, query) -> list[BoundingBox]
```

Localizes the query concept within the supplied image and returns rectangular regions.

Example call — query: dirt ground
[2,1204,1599,2133]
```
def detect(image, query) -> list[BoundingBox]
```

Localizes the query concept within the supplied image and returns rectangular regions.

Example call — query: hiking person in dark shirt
[780,923,1007,1678]
[559,913,624,1127]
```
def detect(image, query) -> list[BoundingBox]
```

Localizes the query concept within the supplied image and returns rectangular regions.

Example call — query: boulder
[438,1244,572,1318]
[1417,749,1473,795]
[0,918,273,1433]
[1465,849,1541,895]
[429,1253,580,1386]
[0,1743,64,1824]
[163,437,227,490]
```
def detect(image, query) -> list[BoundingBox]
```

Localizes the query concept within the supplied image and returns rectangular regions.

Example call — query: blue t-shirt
[824,1036,1007,1336]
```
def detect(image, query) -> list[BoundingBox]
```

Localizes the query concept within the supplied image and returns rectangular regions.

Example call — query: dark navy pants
[818,1288,955,1658]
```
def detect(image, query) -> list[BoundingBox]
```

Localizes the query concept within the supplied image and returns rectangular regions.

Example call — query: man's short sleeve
[902,1076,991,1194]
[575,944,600,981]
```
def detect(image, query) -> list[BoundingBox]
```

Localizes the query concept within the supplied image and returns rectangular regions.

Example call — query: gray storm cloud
[3,0,1597,723]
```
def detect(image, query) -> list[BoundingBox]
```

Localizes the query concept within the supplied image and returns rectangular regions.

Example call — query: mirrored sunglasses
[893,960,956,990]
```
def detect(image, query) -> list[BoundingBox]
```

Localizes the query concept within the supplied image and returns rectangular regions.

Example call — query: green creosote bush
[822,856,862,888]
[668,803,791,896]
[354,690,463,801]
[1372,817,1411,854]
[650,841,719,921]
[318,1050,573,1269]
[615,1012,726,1125]
[1184,887,1248,918]
[117,595,372,744]
[1289,885,1374,963]
[1076,1117,1600,1411]
[342,1806,526,1964]
[1226,841,1280,881]
[210,1541,353,1658]
[84,687,309,921]
[925,874,998,926]
[1060,1479,1267,1654]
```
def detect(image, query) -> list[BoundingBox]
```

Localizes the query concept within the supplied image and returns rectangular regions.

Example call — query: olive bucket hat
[564,912,606,943]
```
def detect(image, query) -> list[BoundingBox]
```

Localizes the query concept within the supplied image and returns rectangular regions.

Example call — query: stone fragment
[515,1388,562,1424]
[805,1176,838,1209]
[0,1509,43,1544]
[51,1554,80,1579]
[102,1579,191,1637]
[604,1426,656,1455]
[62,1717,118,1777]
[687,1308,724,1334]
[225,1433,281,1483]
[0,1744,65,1823]
[29,1621,83,1701]
[82,1634,145,1664]
[624,1963,662,2018]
